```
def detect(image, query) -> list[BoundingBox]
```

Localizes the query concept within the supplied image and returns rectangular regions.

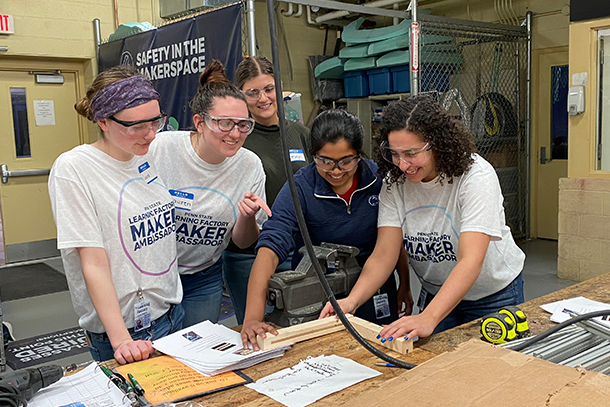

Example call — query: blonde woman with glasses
[149,60,270,328]
[49,66,183,364]
[321,95,525,341]
[241,109,411,350]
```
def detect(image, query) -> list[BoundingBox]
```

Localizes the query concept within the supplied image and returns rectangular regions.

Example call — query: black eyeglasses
[313,155,361,172]
[109,112,167,137]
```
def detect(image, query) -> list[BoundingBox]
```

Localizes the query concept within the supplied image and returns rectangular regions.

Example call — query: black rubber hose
[511,310,610,352]
[264,0,416,370]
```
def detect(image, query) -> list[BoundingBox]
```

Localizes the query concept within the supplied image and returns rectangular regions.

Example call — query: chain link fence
[418,16,529,241]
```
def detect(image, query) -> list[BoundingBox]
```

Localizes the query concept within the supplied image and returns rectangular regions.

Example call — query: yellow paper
[115,355,248,404]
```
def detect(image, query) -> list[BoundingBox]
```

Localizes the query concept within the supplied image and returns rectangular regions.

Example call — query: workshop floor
[0,238,578,371]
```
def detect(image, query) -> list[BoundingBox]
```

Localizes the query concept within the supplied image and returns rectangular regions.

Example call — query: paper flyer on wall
[153,320,289,376]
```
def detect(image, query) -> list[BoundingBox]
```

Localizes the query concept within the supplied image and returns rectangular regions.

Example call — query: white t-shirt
[149,131,267,274]
[49,145,182,333]
[378,154,524,300]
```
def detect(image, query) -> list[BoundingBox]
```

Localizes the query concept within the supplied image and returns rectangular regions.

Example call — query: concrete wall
[556,16,610,281]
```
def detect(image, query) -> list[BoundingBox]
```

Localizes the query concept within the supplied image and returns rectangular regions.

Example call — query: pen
[99,365,140,407]
[375,362,397,367]
[128,373,145,396]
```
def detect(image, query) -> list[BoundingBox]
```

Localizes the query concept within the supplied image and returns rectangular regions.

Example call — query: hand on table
[113,339,154,365]
[378,313,437,342]
[241,320,278,351]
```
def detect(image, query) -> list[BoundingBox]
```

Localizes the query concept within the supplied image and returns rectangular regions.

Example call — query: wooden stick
[257,315,413,354]
[256,316,350,351]
[349,317,413,354]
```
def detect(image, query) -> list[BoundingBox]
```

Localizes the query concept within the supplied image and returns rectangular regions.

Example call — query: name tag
[289,149,306,162]
[138,162,158,184]
[170,189,194,211]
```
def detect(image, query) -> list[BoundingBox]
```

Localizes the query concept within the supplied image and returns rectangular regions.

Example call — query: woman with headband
[49,66,183,364]
[149,60,271,327]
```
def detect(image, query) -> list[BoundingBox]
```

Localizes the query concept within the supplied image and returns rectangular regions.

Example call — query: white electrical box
[568,85,585,115]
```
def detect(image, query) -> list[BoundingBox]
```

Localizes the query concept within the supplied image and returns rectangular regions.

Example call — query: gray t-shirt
[149,131,267,274]
[378,154,524,300]
[49,145,182,333]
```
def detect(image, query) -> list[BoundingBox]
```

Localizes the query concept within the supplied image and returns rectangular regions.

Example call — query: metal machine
[266,243,361,327]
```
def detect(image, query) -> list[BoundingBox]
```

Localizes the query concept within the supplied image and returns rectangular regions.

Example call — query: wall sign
[0,14,14,34]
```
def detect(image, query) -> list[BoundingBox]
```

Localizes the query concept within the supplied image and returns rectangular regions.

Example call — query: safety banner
[99,3,242,130]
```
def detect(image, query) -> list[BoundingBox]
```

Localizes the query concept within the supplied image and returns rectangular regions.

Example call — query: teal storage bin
[343,71,369,98]
[367,67,392,95]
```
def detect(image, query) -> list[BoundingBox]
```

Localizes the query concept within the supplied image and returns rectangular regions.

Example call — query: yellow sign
[115,355,250,405]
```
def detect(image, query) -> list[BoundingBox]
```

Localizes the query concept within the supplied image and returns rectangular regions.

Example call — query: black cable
[0,385,26,407]
[511,310,610,352]
[265,0,416,370]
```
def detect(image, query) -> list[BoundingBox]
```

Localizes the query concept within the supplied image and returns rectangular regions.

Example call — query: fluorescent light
[0,46,8,52]
[35,74,64,84]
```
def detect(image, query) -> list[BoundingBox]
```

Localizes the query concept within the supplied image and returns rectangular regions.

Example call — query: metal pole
[247,0,257,56]
[410,0,419,96]
[93,19,101,72]
[525,11,532,238]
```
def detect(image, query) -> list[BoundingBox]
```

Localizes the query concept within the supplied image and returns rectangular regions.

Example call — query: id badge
[138,162,158,184]
[417,287,429,311]
[373,292,391,320]
[289,149,306,162]
[134,290,151,332]
[169,189,194,211]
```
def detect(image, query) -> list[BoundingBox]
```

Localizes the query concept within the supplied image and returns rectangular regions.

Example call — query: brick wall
[558,178,610,281]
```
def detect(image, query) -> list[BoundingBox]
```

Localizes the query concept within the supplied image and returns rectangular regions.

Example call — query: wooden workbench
[122,272,610,406]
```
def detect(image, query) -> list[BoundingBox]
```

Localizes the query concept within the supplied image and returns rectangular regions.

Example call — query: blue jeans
[222,251,293,324]
[180,259,224,328]
[420,272,524,334]
[86,303,184,362]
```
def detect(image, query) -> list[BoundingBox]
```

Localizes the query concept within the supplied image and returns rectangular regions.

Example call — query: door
[535,49,569,240]
[0,66,83,263]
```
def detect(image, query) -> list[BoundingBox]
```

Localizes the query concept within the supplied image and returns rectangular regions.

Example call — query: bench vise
[265,243,361,327]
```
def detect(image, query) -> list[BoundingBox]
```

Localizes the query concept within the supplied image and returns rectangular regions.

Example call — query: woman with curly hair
[321,95,525,340]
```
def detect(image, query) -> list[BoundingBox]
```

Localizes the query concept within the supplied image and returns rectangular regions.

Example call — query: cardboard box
[355,339,610,406]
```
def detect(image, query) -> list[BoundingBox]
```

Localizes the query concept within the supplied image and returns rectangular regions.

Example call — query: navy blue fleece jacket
[256,158,382,268]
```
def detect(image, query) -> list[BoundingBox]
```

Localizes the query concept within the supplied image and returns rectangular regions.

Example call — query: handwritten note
[246,355,381,407]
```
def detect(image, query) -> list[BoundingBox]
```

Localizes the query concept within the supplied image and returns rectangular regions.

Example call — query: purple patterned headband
[90,75,160,122]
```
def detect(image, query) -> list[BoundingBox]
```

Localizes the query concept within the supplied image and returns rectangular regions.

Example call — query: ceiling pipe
[293,4,303,17]
[282,2,294,16]
[315,0,406,24]
[306,5,317,24]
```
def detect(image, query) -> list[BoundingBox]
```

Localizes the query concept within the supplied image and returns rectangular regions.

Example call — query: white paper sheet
[540,296,610,326]
[153,320,288,376]
[33,100,56,126]
[29,362,130,407]
[246,354,381,407]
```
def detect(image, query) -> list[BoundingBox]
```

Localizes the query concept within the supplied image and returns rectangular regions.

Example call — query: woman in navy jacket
[240,109,411,350]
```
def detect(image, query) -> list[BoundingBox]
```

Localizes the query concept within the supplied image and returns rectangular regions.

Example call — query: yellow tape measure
[481,306,530,344]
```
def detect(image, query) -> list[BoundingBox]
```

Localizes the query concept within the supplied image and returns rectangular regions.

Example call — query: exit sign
[0,14,14,34]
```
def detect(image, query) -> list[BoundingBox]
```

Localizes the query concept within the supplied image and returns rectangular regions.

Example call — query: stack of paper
[541,296,610,326]
[153,320,289,376]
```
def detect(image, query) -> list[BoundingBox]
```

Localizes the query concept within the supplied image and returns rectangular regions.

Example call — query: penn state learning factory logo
[368,195,379,206]
[121,51,135,67]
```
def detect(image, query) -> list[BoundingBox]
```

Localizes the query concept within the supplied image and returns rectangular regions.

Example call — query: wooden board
[257,315,413,354]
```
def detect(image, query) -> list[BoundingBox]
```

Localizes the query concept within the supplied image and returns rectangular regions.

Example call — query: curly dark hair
[377,94,476,185]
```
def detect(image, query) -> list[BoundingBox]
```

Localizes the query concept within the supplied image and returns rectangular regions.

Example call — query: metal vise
[265,243,361,327]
